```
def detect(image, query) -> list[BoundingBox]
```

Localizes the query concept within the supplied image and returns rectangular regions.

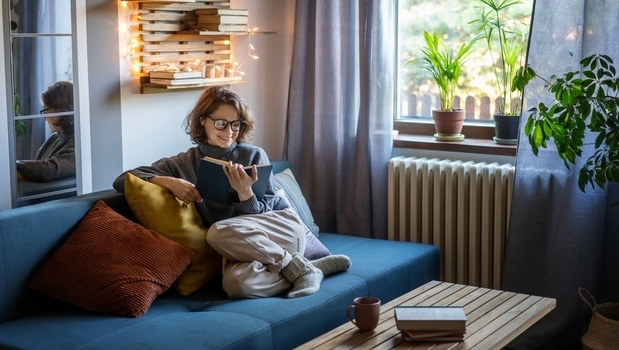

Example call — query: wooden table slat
[471,297,556,350]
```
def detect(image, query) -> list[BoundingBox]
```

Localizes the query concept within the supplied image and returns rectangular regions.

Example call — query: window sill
[393,120,517,157]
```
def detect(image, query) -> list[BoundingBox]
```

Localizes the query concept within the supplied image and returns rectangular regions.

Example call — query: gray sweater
[16,132,76,182]
[113,141,288,227]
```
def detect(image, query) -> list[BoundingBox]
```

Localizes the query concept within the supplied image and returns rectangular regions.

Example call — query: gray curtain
[13,0,45,160]
[285,0,395,237]
[502,1,619,349]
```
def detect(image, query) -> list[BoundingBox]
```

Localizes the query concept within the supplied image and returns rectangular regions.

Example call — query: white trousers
[206,208,307,298]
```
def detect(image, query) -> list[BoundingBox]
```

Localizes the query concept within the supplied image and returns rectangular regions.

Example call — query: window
[397,0,534,124]
[5,0,78,207]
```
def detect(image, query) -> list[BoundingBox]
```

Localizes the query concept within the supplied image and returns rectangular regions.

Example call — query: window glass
[398,0,533,122]
[9,0,72,34]
[11,36,74,116]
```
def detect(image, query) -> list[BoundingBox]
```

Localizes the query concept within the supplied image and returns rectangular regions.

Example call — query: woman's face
[42,106,62,133]
[201,104,241,148]
[45,116,62,133]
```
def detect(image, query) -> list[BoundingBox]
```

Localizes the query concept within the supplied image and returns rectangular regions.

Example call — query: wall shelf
[131,1,251,94]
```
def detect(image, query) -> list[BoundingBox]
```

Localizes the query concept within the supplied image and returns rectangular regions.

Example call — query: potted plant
[472,0,530,144]
[406,29,478,141]
[522,54,619,194]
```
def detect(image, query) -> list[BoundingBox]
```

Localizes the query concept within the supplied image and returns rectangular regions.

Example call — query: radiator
[387,157,515,289]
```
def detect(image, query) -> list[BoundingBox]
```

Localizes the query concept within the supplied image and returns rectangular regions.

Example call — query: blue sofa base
[0,170,439,350]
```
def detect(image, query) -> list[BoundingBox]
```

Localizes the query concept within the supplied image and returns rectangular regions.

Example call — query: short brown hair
[184,86,254,144]
[41,81,74,134]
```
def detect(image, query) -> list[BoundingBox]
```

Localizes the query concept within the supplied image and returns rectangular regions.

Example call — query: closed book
[196,156,273,205]
[198,15,248,25]
[149,70,202,79]
[195,8,249,16]
[394,306,467,331]
[149,77,207,86]
[198,23,248,32]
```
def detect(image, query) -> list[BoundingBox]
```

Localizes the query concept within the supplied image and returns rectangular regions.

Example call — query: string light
[230,27,260,77]
[118,1,142,76]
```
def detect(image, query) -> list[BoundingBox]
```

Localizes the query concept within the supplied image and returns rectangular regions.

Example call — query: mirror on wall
[8,0,77,207]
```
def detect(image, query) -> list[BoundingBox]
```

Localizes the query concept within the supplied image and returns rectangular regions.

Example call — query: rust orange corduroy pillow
[29,200,194,317]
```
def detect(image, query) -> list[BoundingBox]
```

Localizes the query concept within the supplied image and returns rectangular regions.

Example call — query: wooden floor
[295,280,556,350]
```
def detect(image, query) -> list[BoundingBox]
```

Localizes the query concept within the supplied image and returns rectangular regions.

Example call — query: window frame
[393,0,522,156]
[3,0,83,208]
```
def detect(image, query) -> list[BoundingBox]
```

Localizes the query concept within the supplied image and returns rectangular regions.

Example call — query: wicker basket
[579,287,619,350]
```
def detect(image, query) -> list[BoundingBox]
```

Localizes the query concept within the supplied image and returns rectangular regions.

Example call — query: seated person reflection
[16,81,75,182]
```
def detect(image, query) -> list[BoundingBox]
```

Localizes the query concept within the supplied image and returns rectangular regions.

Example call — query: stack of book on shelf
[195,8,249,33]
[148,70,206,87]
[394,306,467,342]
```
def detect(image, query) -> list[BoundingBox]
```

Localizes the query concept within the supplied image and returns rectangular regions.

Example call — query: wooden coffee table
[295,280,556,349]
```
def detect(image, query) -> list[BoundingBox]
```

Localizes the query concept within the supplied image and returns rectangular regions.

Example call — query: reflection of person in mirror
[16,81,75,182]
[112,86,351,299]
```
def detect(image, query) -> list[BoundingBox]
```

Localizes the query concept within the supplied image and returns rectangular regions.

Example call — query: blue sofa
[0,161,439,350]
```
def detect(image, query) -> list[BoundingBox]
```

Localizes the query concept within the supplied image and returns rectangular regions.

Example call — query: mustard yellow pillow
[124,173,222,296]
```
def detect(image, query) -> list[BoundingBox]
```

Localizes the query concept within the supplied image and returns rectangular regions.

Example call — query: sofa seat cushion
[319,233,440,302]
[0,302,273,350]
[151,233,440,350]
[166,272,368,350]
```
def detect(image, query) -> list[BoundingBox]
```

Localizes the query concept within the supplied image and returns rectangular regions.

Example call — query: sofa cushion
[0,303,274,350]
[303,230,331,260]
[124,173,222,296]
[273,168,320,236]
[319,233,440,302]
[161,233,440,350]
[28,201,194,317]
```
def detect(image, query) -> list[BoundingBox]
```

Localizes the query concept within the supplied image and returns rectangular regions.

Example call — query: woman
[113,86,350,298]
[17,81,75,182]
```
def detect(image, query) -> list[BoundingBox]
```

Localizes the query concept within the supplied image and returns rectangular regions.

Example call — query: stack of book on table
[148,70,206,87]
[195,8,249,33]
[394,306,467,342]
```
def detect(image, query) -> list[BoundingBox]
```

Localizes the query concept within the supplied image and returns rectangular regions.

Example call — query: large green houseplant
[406,29,478,140]
[472,0,530,143]
[522,54,619,194]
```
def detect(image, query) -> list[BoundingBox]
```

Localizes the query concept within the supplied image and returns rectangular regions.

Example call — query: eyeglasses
[39,108,51,114]
[206,115,245,132]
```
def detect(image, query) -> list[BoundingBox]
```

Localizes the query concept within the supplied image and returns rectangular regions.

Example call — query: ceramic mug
[346,296,381,332]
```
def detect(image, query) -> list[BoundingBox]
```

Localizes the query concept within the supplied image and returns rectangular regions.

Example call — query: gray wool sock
[281,253,324,298]
[311,254,351,276]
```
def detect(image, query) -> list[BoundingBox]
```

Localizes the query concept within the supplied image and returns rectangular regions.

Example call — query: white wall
[115,0,294,183]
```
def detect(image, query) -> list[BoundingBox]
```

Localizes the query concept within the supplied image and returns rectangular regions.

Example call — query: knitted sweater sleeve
[112,148,200,193]
[16,134,76,182]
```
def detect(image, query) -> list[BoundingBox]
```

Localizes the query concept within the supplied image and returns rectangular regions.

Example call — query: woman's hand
[150,176,202,204]
[223,162,257,201]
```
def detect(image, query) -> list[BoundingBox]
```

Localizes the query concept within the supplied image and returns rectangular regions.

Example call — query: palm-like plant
[406,29,478,111]
[472,0,529,116]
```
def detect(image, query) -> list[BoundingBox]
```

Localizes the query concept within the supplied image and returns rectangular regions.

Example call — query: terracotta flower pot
[432,109,465,136]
